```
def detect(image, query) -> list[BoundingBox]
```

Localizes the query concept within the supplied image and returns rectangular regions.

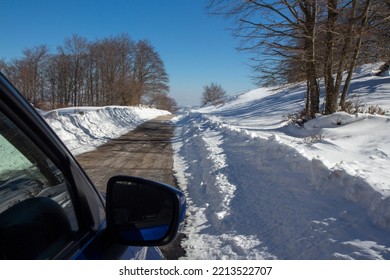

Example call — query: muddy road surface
[76,114,185,259]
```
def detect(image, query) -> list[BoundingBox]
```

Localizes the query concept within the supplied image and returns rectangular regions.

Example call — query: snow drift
[173,63,390,259]
[43,106,170,155]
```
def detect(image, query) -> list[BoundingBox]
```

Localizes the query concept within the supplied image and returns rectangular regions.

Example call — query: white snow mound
[43,106,170,155]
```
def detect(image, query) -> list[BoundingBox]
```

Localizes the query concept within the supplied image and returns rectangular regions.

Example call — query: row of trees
[0,33,177,112]
[208,0,390,118]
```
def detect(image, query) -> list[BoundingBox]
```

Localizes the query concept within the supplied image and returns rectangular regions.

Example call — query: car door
[0,104,84,259]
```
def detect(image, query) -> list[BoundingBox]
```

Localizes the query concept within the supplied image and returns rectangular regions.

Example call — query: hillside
[173,63,390,259]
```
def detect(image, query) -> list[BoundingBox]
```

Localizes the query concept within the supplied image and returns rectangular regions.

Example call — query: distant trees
[4,45,49,106]
[208,0,390,118]
[201,82,226,106]
[1,33,176,112]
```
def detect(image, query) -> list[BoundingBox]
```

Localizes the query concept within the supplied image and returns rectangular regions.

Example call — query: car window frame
[0,72,106,259]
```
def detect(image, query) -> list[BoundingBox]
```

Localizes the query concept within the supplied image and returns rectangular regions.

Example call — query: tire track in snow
[173,113,274,259]
[201,128,236,220]
[173,112,390,260]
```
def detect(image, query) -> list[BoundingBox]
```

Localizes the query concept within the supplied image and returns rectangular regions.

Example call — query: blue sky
[0,0,255,106]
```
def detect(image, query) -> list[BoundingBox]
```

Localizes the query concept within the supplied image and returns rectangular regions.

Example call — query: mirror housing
[106,176,186,246]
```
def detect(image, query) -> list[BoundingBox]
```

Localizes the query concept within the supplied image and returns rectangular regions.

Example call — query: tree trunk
[340,0,372,109]
[301,0,320,118]
[324,0,339,115]
[334,0,357,110]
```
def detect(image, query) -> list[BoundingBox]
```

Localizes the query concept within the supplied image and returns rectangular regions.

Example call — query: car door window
[0,110,78,259]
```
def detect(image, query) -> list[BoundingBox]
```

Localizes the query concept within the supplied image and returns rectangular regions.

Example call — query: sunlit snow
[43,106,170,155]
[43,63,390,260]
[173,63,390,260]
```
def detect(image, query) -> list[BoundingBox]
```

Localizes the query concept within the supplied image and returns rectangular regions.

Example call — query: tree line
[0,33,177,112]
[208,0,390,118]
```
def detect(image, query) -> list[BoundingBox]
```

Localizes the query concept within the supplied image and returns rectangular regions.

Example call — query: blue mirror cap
[106,175,186,246]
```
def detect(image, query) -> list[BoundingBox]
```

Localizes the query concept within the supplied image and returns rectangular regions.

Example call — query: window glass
[0,111,78,259]
[0,133,33,174]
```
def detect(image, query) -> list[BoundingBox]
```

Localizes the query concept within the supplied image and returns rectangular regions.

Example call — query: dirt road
[76,114,176,192]
[76,114,184,259]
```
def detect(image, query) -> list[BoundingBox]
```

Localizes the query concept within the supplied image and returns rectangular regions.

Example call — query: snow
[41,63,390,260]
[172,63,390,260]
[42,106,171,155]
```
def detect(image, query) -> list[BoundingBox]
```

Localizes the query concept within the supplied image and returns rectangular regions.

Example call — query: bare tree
[322,0,375,113]
[209,0,390,117]
[9,45,49,106]
[208,0,322,117]
[58,35,90,107]
[4,33,175,110]
[92,37,120,105]
[201,82,226,106]
[132,40,169,106]
[115,33,136,106]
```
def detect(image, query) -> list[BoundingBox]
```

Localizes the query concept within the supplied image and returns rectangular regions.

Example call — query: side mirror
[106,176,186,246]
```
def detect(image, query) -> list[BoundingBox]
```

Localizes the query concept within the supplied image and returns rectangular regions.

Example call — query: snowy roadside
[172,64,390,259]
[38,64,390,260]
[42,105,171,155]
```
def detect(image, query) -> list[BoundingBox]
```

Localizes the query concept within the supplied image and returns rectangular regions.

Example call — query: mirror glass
[108,178,174,242]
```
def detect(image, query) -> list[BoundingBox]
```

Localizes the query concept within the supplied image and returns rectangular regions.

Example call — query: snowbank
[43,106,170,155]
[173,63,390,259]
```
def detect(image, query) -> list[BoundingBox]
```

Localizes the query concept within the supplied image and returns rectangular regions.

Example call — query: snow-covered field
[173,64,390,260]
[42,64,390,260]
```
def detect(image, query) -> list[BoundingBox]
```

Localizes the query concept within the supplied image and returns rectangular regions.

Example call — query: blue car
[0,72,186,260]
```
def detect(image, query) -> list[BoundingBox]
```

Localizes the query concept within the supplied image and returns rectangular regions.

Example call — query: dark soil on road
[76,114,185,259]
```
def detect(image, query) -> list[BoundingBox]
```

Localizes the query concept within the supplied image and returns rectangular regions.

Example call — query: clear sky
[0,0,255,106]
